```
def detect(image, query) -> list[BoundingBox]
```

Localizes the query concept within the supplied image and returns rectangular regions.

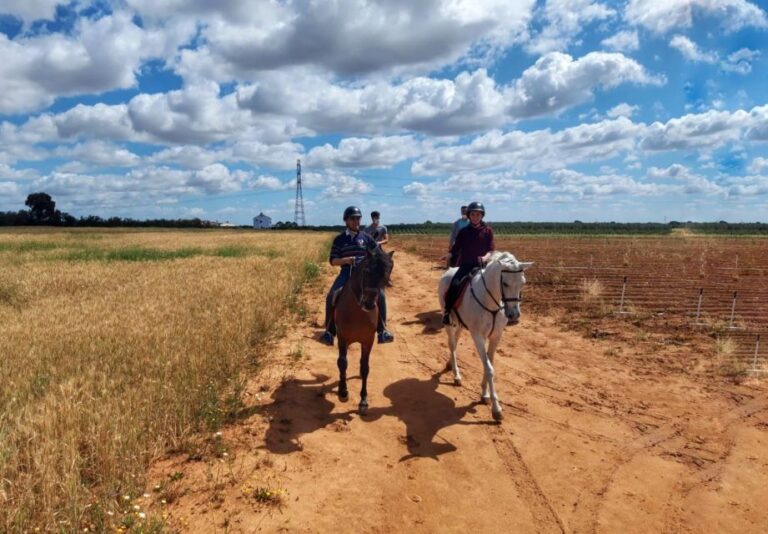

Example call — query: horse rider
[363,210,389,247]
[447,205,468,267]
[441,201,496,325]
[320,206,395,345]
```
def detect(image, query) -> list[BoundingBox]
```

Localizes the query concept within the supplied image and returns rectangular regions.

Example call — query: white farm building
[253,212,272,229]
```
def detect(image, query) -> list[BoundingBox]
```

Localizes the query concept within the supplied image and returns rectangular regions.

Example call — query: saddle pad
[444,276,472,310]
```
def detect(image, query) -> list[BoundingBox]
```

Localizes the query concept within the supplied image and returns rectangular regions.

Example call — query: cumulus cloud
[54,141,140,169]
[306,136,424,169]
[504,52,664,119]
[0,0,62,23]
[669,35,718,63]
[640,109,749,151]
[601,30,639,52]
[167,0,536,80]
[625,0,767,34]
[527,0,615,54]
[250,175,293,191]
[0,12,194,114]
[607,103,639,118]
[721,48,760,74]
[413,117,643,175]
[747,157,768,174]
[302,171,373,199]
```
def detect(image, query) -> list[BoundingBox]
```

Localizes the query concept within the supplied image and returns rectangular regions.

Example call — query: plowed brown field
[148,243,768,533]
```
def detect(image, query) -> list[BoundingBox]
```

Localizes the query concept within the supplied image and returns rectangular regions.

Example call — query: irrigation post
[728,291,738,330]
[694,288,705,325]
[616,276,630,315]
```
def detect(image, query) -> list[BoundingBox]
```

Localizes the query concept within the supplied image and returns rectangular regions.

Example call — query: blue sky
[1,0,767,225]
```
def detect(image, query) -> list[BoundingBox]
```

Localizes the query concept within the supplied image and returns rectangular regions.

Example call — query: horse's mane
[488,251,519,266]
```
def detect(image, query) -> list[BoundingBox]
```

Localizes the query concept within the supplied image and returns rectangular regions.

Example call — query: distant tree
[25,192,61,224]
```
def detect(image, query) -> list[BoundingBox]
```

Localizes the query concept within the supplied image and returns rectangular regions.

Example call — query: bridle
[468,265,524,337]
[352,261,383,310]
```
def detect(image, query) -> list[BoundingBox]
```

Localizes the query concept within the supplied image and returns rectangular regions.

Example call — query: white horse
[438,251,533,421]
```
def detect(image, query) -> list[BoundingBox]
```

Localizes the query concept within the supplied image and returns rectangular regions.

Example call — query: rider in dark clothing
[442,201,496,325]
[320,206,395,345]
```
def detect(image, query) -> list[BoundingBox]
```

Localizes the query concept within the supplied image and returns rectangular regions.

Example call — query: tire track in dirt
[391,259,566,533]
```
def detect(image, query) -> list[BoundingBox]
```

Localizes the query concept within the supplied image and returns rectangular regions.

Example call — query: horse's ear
[520,261,534,270]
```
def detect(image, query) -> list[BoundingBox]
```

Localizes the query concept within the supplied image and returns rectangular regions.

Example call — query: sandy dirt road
[150,248,768,533]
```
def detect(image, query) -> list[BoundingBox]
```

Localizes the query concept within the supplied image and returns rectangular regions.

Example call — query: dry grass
[579,278,604,303]
[0,228,330,532]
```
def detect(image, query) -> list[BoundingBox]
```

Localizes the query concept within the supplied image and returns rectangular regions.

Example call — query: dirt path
[149,248,768,533]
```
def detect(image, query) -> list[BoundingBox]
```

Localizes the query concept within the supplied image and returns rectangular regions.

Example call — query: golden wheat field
[0,228,330,532]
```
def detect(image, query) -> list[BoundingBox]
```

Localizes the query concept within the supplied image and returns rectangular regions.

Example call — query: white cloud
[504,52,664,119]
[0,0,62,23]
[250,175,293,191]
[0,12,194,114]
[607,103,639,118]
[527,0,615,54]
[601,30,639,52]
[641,109,750,151]
[54,141,140,169]
[172,0,535,80]
[302,171,373,199]
[721,48,760,74]
[748,157,768,174]
[669,35,718,63]
[305,136,423,169]
[625,0,768,34]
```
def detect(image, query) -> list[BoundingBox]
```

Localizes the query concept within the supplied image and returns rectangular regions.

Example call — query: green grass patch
[0,241,61,253]
[64,246,204,262]
[213,245,250,258]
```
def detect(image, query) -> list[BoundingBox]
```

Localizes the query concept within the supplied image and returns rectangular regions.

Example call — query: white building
[253,212,272,229]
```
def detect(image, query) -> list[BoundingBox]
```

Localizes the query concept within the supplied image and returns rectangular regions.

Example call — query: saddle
[444,268,479,310]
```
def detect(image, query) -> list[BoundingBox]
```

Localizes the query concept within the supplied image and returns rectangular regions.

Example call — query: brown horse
[334,247,394,414]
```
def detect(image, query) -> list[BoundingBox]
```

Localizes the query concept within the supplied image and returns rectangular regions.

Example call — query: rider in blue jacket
[320,206,394,345]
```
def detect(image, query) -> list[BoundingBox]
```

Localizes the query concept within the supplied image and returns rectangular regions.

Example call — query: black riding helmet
[467,201,485,215]
[343,206,363,220]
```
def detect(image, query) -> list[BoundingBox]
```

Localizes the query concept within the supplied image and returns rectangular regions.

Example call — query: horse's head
[356,248,394,311]
[486,251,534,325]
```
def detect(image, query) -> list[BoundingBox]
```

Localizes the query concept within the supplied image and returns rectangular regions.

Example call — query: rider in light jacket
[442,201,495,325]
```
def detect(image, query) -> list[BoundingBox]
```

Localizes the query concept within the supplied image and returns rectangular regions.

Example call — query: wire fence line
[399,235,768,375]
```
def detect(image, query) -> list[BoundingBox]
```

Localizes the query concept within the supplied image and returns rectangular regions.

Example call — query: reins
[467,265,524,337]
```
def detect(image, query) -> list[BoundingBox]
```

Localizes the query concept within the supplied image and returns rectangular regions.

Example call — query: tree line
[1,193,220,228]
[3,193,767,234]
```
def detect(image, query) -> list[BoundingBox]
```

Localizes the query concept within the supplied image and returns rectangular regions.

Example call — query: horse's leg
[485,329,504,420]
[447,324,462,386]
[470,331,502,422]
[337,338,349,402]
[358,341,372,415]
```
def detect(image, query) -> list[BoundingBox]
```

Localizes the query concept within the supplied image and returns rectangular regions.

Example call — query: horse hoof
[358,402,369,415]
[492,410,504,422]
[453,377,462,386]
[339,391,349,402]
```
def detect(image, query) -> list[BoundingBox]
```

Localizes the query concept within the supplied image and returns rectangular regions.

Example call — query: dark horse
[334,246,394,415]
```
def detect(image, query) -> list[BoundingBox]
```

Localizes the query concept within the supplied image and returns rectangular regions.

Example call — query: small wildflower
[143,493,150,498]
[214,431,223,438]
[222,452,228,457]
[161,499,167,505]
[138,513,146,520]
[133,504,141,511]
[106,511,114,517]
[123,495,131,501]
